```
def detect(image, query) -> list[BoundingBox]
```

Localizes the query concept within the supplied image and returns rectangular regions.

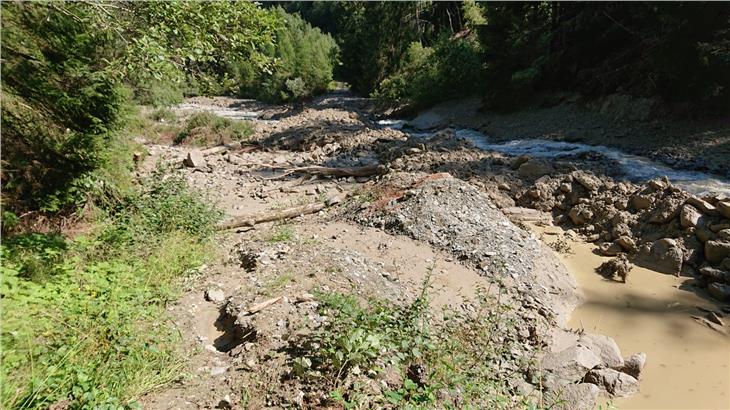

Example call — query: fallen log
[217,192,349,230]
[201,145,228,156]
[267,164,387,180]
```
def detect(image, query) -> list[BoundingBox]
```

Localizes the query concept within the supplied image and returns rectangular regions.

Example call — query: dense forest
[2,2,730,408]
[3,1,729,217]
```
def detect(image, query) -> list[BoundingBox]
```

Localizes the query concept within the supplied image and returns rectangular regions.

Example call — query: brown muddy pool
[540,229,730,410]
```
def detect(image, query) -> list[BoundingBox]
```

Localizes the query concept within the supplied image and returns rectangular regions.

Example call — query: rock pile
[512,167,730,301]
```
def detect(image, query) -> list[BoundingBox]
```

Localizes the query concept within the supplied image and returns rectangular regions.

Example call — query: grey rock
[568,206,593,226]
[649,197,683,224]
[698,266,730,284]
[696,226,716,243]
[511,155,531,170]
[639,238,683,275]
[616,236,637,252]
[705,240,730,264]
[584,368,639,398]
[680,205,703,229]
[717,229,730,241]
[518,160,555,179]
[546,383,600,410]
[543,344,602,383]
[210,366,228,376]
[409,111,443,130]
[579,333,624,368]
[572,171,602,191]
[716,201,730,219]
[722,257,730,271]
[184,150,206,168]
[620,352,647,379]
[599,242,623,257]
[630,195,652,210]
[687,196,717,215]
[205,288,226,303]
[708,282,730,302]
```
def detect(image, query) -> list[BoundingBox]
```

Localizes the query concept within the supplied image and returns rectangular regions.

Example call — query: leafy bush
[238,7,339,102]
[0,173,220,409]
[175,112,253,146]
[374,34,485,109]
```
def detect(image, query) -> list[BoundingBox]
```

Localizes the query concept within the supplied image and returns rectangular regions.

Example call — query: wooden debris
[267,164,387,180]
[244,297,282,315]
[216,192,349,230]
[691,315,728,335]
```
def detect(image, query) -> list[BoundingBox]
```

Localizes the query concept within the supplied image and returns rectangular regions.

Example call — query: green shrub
[1,2,127,214]
[374,35,485,109]
[175,112,253,146]
[290,281,541,408]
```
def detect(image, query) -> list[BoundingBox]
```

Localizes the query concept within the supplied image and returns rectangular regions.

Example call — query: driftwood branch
[267,164,387,180]
[244,297,282,315]
[217,192,348,230]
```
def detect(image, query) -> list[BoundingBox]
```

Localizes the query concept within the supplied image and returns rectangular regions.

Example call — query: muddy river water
[536,226,730,410]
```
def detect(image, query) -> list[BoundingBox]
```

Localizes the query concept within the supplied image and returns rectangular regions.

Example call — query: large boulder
[184,149,206,168]
[680,205,703,229]
[545,383,600,410]
[542,344,602,383]
[619,352,647,379]
[705,240,730,264]
[638,238,683,275]
[584,368,640,398]
[579,334,624,368]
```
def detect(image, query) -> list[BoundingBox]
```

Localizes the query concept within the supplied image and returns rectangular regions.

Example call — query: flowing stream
[379,120,730,197]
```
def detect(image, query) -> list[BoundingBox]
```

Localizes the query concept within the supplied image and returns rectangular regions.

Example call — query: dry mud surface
[140,92,730,409]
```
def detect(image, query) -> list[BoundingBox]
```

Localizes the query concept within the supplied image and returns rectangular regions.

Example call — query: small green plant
[148,107,177,123]
[267,224,295,243]
[287,275,545,408]
[1,166,218,408]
